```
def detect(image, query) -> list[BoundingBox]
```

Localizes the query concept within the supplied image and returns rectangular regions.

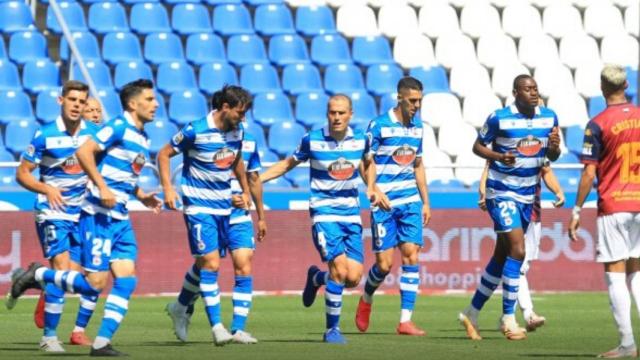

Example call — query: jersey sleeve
[477,112,499,145]
[95,119,126,150]
[366,120,382,156]
[170,123,195,154]
[580,120,602,164]
[416,122,423,157]
[21,129,45,164]
[247,146,261,172]
[292,133,310,162]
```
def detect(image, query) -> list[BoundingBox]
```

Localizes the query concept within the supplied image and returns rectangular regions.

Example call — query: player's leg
[69,228,96,346]
[304,222,339,308]
[230,248,256,344]
[625,213,640,320]
[518,221,545,332]
[323,254,348,344]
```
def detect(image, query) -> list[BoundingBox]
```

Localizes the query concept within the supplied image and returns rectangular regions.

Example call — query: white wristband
[572,206,581,220]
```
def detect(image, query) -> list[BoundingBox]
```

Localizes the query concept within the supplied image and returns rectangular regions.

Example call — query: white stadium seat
[502,2,543,38]
[625,3,639,37]
[547,91,590,128]
[601,34,639,69]
[477,32,518,69]
[574,62,604,98]
[543,2,583,39]
[518,33,560,69]
[438,121,478,157]
[460,1,502,38]
[367,0,409,8]
[378,4,419,38]
[584,2,626,38]
[328,0,365,7]
[449,62,493,99]
[421,123,439,154]
[421,92,463,129]
[454,149,486,186]
[434,32,476,69]
[336,3,378,37]
[463,92,502,128]
[492,62,530,99]
[286,0,328,7]
[423,148,456,184]
[418,2,460,39]
[394,33,437,68]
[534,62,576,98]
[559,32,601,69]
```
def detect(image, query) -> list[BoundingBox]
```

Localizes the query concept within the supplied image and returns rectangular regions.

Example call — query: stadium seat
[130,3,171,35]
[269,34,310,66]
[255,4,295,36]
[477,33,518,70]
[60,32,101,62]
[295,5,336,36]
[502,2,542,38]
[227,35,269,66]
[212,4,253,36]
[4,120,37,155]
[492,62,530,99]
[295,91,328,128]
[418,2,459,39]
[240,63,280,94]
[366,64,403,96]
[421,92,462,129]
[281,63,323,95]
[246,0,285,5]
[146,120,178,153]
[310,34,351,66]
[22,60,60,94]
[102,32,143,65]
[243,121,267,150]
[259,149,279,165]
[114,61,154,91]
[408,66,449,94]
[205,0,242,4]
[156,61,198,95]
[601,34,639,69]
[336,3,379,37]
[574,62,603,98]
[9,31,47,65]
[252,91,294,127]
[555,152,582,189]
[268,121,306,157]
[534,62,575,98]
[0,38,6,60]
[559,33,601,69]
[460,1,501,39]
[324,64,365,95]
[169,90,208,125]
[0,90,34,125]
[394,33,436,69]
[564,125,585,155]
[349,91,377,131]
[462,92,502,128]
[199,62,238,95]
[625,4,639,37]
[378,4,418,38]
[88,2,128,34]
[378,92,397,114]
[352,36,394,66]
[434,33,474,70]
[584,2,625,38]
[185,33,226,66]
[283,166,308,188]
[542,2,583,39]
[454,150,485,186]
[36,89,60,123]
[547,92,589,128]
[154,95,168,122]
[588,96,606,118]
[172,3,212,35]
[420,123,437,154]
[138,166,160,192]
[0,1,34,33]
[449,62,492,99]
[122,0,160,4]
[47,1,87,34]
[628,68,638,98]
[144,32,185,65]
[71,61,113,89]
[96,88,122,120]
[518,33,560,69]
[262,175,292,190]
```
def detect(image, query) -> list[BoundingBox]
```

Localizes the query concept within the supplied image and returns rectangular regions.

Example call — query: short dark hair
[120,79,154,111]
[211,85,253,111]
[397,76,423,93]
[512,74,534,91]
[61,80,89,97]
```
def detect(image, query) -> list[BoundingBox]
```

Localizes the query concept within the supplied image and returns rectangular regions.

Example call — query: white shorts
[596,212,640,263]
[521,221,541,274]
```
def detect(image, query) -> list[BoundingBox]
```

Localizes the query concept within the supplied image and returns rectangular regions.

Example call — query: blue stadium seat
[114,61,153,91]
[103,32,143,65]
[88,2,128,34]
[130,3,171,35]
[146,120,178,153]
[408,66,449,94]
[269,34,309,66]
[60,32,101,62]
[164,0,200,4]
[379,92,397,114]
[0,38,6,60]
[212,4,253,36]
[186,33,226,66]
[627,68,638,98]
[366,64,403,96]
[295,91,328,128]
[169,89,208,125]
[262,175,292,190]
[138,166,160,192]
[0,1,34,33]
[565,125,585,156]
[268,120,306,157]
[352,36,394,66]
[282,63,323,95]
[227,35,268,66]
[47,1,87,34]
[81,0,120,4]
[96,88,123,120]
[71,60,113,89]
[0,150,18,188]
[429,179,467,191]
[205,0,241,4]
[311,34,351,66]
[244,121,267,150]
[0,150,13,162]
[5,120,37,155]
[172,3,212,35]
[555,152,581,189]
[0,90,34,125]
[199,62,238,95]
[240,63,280,94]
[9,31,47,65]
[283,166,309,188]
[123,0,159,4]
[588,96,606,118]
[245,0,283,5]
[252,91,293,128]
[22,60,60,94]
[324,64,365,95]
[157,61,197,95]
[0,60,21,91]
[254,4,295,36]
[295,6,335,37]
[259,149,279,164]
[36,89,61,123]
[350,91,377,131]
[155,94,168,122]
[144,32,184,65]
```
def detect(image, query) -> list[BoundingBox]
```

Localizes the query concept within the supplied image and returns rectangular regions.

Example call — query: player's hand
[256,219,267,242]
[568,217,580,242]
[422,204,431,226]
[99,186,117,209]
[163,186,180,210]
[500,151,516,166]
[477,187,487,211]
[548,126,561,150]
[139,191,162,214]
[45,185,67,211]
[231,193,251,210]
[370,187,391,211]
[553,192,565,208]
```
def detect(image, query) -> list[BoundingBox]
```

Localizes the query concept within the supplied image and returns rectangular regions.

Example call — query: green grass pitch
[0,293,627,359]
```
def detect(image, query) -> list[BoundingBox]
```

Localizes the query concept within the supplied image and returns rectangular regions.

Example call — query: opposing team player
[355,77,431,336]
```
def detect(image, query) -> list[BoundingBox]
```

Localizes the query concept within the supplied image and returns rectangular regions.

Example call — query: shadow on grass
[261,339,324,344]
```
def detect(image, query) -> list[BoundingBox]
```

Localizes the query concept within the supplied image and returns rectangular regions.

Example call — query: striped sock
[35,268,100,297]
[325,280,344,329]
[200,270,221,327]
[231,275,253,333]
[470,257,503,312]
[178,265,201,308]
[94,277,137,348]
[43,284,64,337]
[400,265,420,323]
[74,294,98,331]
[502,257,523,315]
[363,264,388,304]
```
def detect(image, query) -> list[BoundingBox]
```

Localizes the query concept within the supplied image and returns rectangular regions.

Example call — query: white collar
[123,111,137,127]
[322,125,353,140]
[509,103,541,116]
[55,116,86,134]
[207,111,217,130]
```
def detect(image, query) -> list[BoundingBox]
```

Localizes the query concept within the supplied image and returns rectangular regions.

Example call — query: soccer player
[11,81,99,352]
[158,85,254,346]
[261,94,381,344]
[83,97,104,125]
[8,79,162,357]
[355,76,430,336]
[569,64,640,358]
[458,74,561,341]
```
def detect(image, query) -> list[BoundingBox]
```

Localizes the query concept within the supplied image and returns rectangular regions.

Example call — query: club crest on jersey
[62,155,82,174]
[172,131,184,145]
[392,144,416,166]
[516,135,542,156]
[213,146,236,169]
[328,157,355,180]
[26,144,35,157]
[132,152,146,175]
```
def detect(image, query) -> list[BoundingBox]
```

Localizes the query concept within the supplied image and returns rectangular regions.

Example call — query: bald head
[328,94,352,110]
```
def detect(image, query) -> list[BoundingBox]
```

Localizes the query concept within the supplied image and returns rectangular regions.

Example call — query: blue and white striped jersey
[82,112,150,220]
[367,109,423,208]
[170,112,244,216]
[293,126,368,224]
[230,133,261,225]
[22,117,99,222]
[478,104,559,204]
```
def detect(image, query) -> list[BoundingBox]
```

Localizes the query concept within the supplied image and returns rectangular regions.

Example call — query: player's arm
[248,170,267,242]
[546,126,561,161]
[232,149,252,210]
[133,185,162,214]
[414,156,431,226]
[477,161,490,211]
[359,156,389,210]
[541,165,565,207]
[16,160,66,211]
[472,139,515,165]
[259,156,301,183]
[568,163,596,241]
[76,139,116,209]
[157,144,180,210]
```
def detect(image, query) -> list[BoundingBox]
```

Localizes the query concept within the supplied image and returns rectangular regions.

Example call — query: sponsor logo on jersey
[213,147,236,169]
[172,131,184,145]
[62,155,82,174]
[132,152,146,175]
[328,157,355,180]
[582,142,593,156]
[516,135,542,156]
[479,123,489,137]
[392,144,416,166]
